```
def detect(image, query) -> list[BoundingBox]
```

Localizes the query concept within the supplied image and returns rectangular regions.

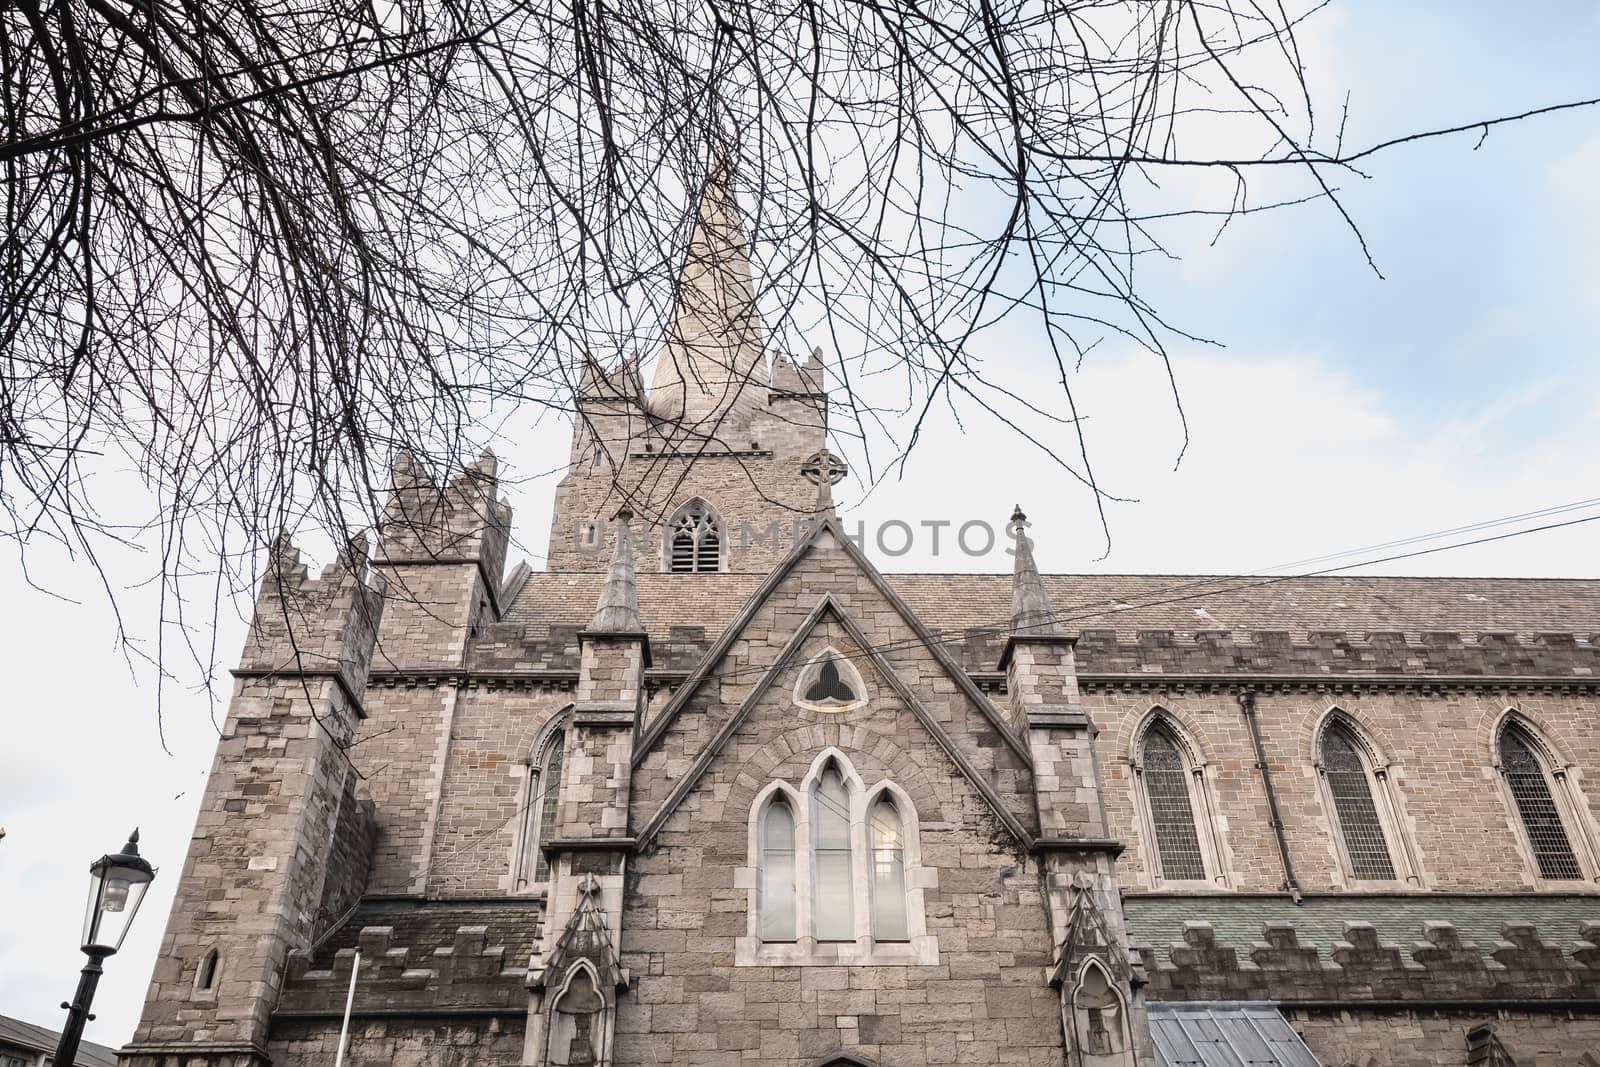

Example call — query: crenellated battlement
[379,450,513,583]
[954,626,1600,678]
[280,924,531,1015]
[769,347,827,396]
[239,533,385,691]
[1136,919,1600,1003]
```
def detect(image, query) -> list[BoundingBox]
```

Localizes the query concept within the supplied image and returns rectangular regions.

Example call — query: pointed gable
[531,875,627,994]
[629,519,1037,847]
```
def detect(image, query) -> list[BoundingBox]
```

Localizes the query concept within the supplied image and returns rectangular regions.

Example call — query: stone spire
[648,149,768,429]
[1010,505,1059,637]
[589,506,642,633]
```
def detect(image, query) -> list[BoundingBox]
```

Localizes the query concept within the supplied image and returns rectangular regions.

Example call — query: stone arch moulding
[794,644,870,713]
[511,704,574,893]
[1489,708,1600,883]
[1123,702,1214,767]
[810,1055,881,1067]
[1067,957,1134,1066]
[1127,707,1231,890]
[544,957,613,1067]
[1487,706,1579,770]
[1307,703,1395,771]
[1311,708,1424,889]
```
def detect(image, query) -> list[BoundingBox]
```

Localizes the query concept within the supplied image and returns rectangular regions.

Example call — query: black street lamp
[54,830,157,1067]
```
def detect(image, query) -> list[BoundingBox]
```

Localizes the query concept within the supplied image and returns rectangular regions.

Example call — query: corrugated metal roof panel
[1150,1003,1323,1067]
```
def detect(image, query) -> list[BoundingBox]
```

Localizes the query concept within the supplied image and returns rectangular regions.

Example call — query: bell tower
[547,154,839,574]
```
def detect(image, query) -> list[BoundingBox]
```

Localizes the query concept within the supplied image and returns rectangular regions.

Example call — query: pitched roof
[501,571,1600,678]
[1148,1003,1325,1067]
[0,1014,119,1067]
[510,572,1600,640]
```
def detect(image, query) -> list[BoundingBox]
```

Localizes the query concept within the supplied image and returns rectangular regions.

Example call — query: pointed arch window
[667,500,722,573]
[515,718,567,888]
[1132,714,1227,887]
[870,797,908,942]
[813,765,854,941]
[1140,726,1207,882]
[193,947,221,997]
[1499,725,1583,880]
[759,797,797,941]
[1318,723,1396,881]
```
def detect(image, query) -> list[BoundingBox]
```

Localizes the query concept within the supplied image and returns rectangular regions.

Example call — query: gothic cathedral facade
[119,165,1600,1067]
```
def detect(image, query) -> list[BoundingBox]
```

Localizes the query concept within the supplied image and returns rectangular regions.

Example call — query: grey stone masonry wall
[1091,686,1600,892]
[617,529,1063,1066]
[359,452,515,896]
[424,684,574,897]
[313,770,377,940]
[280,924,529,1016]
[122,537,384,1067]
[547,353,829,573]
[267,1017,525,1067]
[1285,1009,1600,1067]
[381,451,511,588]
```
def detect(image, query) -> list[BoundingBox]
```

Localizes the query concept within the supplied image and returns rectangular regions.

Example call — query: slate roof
[499,572,1600,674]
[1123,893,1600,957]
[297,897,544,971]
[1148,1003,1324,1067]
[0,1014,119,1067]
[510,572,1600,640]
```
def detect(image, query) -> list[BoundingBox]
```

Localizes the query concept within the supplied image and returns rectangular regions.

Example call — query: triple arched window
[666,499,722,573]
[1496,718,1594,882]
[1132,715,1227,887]
[514,715,568,889]
[742,754,933,965]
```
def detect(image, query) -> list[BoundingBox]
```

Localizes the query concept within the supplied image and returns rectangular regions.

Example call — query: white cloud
[850,346,1599,579]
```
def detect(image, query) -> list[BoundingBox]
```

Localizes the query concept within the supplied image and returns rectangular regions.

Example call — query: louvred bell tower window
[666,499,722,573]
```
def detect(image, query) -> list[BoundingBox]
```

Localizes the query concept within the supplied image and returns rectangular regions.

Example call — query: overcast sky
[4,0,1599,1048]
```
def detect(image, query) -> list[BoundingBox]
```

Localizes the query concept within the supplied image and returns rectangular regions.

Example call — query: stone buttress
[120,537,384,1067]
[527,513,649,1065]
[1001,507,1151,1067]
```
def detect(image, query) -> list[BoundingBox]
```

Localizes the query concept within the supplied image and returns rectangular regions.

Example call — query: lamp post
[54,829,157,1067]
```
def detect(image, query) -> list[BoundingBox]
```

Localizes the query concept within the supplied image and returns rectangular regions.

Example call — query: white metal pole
[333,950,361,1067]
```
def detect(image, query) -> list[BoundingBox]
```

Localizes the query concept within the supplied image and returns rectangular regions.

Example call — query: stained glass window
[1500,728,1582,880]
[1142,726,1207,881]
[1320,726,1395,880]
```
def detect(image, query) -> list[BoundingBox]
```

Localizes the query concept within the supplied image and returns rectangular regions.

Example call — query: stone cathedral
[121,164,1600,1067]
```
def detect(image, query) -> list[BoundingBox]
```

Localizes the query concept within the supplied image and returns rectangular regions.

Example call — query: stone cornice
[228,666,367,719]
